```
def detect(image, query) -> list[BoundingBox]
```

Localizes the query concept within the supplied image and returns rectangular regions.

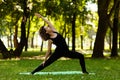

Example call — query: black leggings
[31,49,87,74]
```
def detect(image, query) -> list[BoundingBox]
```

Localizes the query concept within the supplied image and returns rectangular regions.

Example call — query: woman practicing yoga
[31,13,88,74]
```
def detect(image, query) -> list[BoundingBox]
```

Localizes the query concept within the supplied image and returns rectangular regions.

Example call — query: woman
[31,13,88,74]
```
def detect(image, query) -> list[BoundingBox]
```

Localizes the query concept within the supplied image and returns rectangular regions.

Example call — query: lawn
[0,51,120,80]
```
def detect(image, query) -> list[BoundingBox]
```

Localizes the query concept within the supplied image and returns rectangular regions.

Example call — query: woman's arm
[42,40,53,65]
[35,13,56,31]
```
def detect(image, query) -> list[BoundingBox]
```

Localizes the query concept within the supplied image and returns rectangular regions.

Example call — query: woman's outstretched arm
[35,13,56,31]
[42,40,52,66]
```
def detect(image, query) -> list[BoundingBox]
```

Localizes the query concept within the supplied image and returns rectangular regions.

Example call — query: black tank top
[50,32,68,49]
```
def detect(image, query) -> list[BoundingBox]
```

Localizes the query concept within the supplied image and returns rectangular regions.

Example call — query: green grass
[0,50,120,80]
[0,58,120,80]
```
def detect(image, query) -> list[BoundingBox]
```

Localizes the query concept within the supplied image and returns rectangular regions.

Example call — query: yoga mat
[19,71,95,75]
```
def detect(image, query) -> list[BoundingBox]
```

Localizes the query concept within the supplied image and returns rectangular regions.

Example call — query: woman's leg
[64,51,88,73]
[31,52,61,74]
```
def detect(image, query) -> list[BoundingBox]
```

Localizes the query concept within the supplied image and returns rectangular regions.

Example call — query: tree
[71,0,77,51]
[92,0,119,58]
[92,0,120,58]
[24,12,31,51]
[0,0,30,58]
[58,0,88,51]
[13,0,30,57]
[0,0,19,58]
[0,39,9,59]
[0,0,102,59]
[111,0,120,57]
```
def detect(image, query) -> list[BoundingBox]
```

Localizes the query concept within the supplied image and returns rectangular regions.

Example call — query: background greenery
[0,0,120,79]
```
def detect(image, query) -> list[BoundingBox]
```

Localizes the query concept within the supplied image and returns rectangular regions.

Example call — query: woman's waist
[55,46,69,50]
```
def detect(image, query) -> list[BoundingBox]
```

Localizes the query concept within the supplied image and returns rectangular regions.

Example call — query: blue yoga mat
[19,71,95,75]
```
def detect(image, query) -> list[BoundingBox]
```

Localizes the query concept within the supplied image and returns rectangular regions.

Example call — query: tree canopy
[0,0,119,59]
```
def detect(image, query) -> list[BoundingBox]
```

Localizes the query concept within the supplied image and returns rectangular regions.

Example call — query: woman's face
[44,26,52,33]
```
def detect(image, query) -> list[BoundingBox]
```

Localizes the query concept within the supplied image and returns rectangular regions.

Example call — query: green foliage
[0,0,97,38]
[0,0,98,51]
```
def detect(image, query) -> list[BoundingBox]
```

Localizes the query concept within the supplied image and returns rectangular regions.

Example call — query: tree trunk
[72,13,76,51]
[40,41,43,52]
[111,1,119,57]
[92,18,108,58]
[14,0,28,57]
[14,25,18,48]
[109,30,112,50]
[25,15,30,51]
[80,35,83,49]
[31,32,35,48]
[90,39,92,50]
[13,15,20,48]
[92,0,110,58]
[0,39,9,59]
[119,30,120,50]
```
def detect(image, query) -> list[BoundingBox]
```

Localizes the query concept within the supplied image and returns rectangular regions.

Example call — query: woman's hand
[35,13,42,18]
[42,60,46,66]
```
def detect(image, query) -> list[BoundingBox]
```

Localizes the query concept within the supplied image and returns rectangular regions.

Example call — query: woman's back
[50,32,68,49]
